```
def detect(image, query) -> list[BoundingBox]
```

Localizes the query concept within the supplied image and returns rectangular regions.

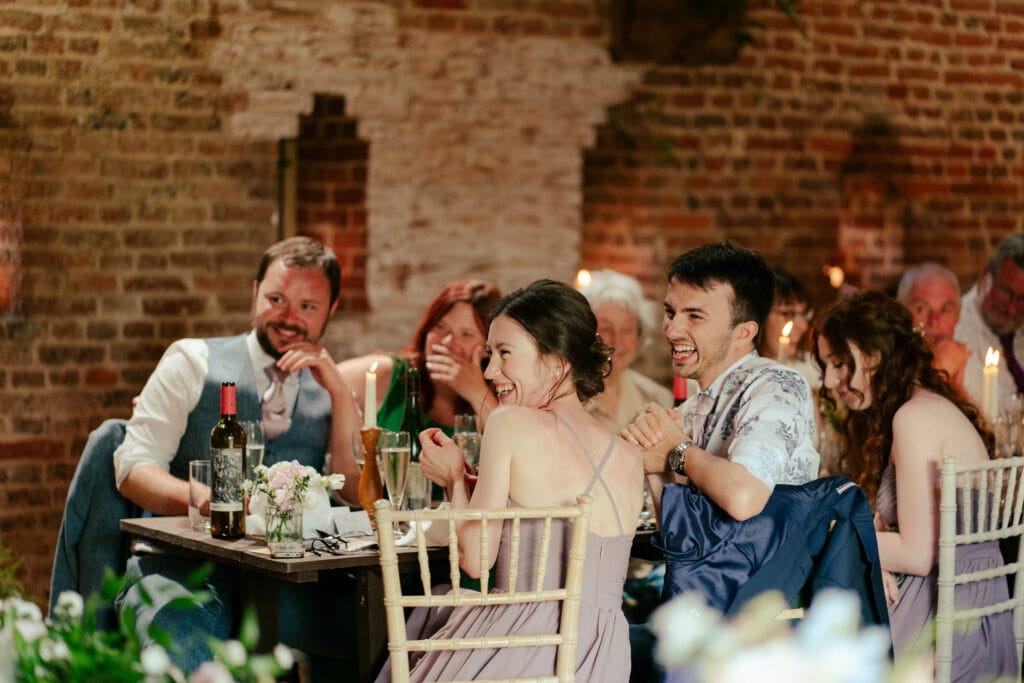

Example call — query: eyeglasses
[771,306,813,321]
[307,534,352,557]
[990,283,1024,308]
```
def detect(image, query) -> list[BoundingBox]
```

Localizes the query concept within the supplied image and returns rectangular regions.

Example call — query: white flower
[189,661,233,683]
[796,589,861,647]
[8,598,41,623]
[140,644,172,675]
[656,589,896,683]
[273,643,294,670]
[323,473,346,489]
[650,591,722,669]
[222,639,247,667]
[38,637,70,662]
[54,591,84,620]
[14,618,46,643]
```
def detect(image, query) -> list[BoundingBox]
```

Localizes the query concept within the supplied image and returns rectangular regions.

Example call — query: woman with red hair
[337,279,502,435]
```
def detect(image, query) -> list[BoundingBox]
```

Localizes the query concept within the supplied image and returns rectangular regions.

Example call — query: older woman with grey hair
[579,269,673,431]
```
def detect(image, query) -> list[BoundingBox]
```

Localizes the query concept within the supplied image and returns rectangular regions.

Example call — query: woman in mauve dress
[375,279,644,683]
[814,291,1017,682]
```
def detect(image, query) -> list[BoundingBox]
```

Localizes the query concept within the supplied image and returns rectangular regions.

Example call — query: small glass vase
[266,504,304,558]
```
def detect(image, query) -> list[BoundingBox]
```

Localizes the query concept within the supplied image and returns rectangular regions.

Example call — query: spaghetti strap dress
[376,415,634,683]
[877,462,1018,681]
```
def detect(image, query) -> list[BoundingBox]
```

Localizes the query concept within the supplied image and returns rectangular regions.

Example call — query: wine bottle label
[211,446,244,512]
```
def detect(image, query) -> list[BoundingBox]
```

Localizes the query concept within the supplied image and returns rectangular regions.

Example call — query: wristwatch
[668,441,696,475]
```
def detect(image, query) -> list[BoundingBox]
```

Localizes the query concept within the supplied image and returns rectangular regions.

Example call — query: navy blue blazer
[655,476,890,628]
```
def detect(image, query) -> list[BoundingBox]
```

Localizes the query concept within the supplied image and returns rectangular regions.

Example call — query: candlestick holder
[357,427,383,530]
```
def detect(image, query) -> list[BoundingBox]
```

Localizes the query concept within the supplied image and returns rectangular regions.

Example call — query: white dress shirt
[113,332,298,486]
[954,283,1024,411]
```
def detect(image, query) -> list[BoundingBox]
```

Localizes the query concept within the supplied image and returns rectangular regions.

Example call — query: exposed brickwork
[1,0,1022,610]
[583,2,1024,308]
[0,0,627,606]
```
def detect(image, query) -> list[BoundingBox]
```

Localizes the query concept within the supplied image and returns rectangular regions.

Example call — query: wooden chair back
[374,495,593,683]
[936,455,1024,682]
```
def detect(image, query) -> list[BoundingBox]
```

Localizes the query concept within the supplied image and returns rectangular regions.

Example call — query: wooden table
[120,516,437,682]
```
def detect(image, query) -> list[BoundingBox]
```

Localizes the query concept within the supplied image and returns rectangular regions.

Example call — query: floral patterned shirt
[679,351,820,490]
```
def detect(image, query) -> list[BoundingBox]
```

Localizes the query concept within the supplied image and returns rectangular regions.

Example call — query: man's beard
[255,322,310,359]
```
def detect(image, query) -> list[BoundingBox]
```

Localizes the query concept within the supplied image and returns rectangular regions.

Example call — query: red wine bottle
[210,382,246,539]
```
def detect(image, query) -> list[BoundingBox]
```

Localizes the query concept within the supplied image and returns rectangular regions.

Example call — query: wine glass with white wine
[380,430,411,539]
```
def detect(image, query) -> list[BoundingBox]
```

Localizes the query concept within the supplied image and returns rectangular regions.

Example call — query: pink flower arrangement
[246,460,345,514]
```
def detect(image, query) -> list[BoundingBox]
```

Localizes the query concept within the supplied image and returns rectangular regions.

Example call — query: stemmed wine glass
[380,431,411,538]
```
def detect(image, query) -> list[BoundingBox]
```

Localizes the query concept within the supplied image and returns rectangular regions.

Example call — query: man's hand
[275,342,344,393]
[620,403,685,474]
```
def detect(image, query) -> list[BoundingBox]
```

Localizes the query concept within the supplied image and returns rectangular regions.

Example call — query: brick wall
[583,1,1024,310]
[0,0,628,605]
[2,0,1023,607]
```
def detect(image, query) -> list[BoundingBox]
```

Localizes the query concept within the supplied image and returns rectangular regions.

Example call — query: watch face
[669,449,682,472]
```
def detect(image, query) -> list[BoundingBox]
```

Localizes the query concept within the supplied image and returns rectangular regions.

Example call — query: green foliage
[1,566,289,682]
[0,528,22,599]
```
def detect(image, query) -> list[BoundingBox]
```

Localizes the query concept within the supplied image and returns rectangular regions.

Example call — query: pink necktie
[691,393,716,448]
[262,365,291,441]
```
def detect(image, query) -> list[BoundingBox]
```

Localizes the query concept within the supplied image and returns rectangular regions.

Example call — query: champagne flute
[380,431,411,538]
[241,420,266,482]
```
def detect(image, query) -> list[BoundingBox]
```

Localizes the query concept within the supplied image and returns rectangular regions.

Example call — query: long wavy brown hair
[812,290,993,502]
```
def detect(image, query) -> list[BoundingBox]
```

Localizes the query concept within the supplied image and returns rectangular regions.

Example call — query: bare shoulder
[893,388,959,425]
[486,404,547,437]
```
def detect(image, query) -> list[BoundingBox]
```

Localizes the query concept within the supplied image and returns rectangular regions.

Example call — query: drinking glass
[380,431,411,537]
[240,420,265,481]
[453,413,481,468]
[405,462,432,511]
[188,459,212,532]
[453,413,477,434]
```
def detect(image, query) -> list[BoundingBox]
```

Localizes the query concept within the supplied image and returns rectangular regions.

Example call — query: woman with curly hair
[813,290,1017,680]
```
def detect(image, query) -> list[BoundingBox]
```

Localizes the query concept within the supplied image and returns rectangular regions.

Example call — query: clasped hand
[419,428,476,493]
[620,402,685,475]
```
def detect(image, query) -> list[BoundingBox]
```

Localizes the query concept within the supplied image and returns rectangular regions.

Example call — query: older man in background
[955,233,1024,410]
[897,262,970,391]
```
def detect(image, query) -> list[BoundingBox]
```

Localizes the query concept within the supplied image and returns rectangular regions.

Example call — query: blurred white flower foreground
[651,589,931,683]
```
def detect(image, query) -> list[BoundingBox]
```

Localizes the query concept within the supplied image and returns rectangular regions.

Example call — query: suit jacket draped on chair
[656,476,890,629]
[50,418,140,626]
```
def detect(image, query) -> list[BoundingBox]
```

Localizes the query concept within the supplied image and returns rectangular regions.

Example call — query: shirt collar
[700,350,758,400]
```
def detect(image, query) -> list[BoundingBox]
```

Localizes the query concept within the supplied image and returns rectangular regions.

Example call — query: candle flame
[985,347,1000,368]
[575,269,591,288]
[369,360,379,373]
[781,321,794,337]
[823,265,845,289]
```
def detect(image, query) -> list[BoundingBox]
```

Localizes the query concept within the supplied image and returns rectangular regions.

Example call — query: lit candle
[364,361,378,429]
[983,347,1000,424]
[778,320,794,364]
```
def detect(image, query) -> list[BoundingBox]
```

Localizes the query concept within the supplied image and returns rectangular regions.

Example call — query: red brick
[0,440,63,460]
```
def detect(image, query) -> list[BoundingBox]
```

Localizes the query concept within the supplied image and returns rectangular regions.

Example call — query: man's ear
[734,320,759,346]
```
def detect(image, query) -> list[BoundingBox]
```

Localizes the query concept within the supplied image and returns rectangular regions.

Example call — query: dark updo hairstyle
[812,290,993,502]
[490,279,612,402]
